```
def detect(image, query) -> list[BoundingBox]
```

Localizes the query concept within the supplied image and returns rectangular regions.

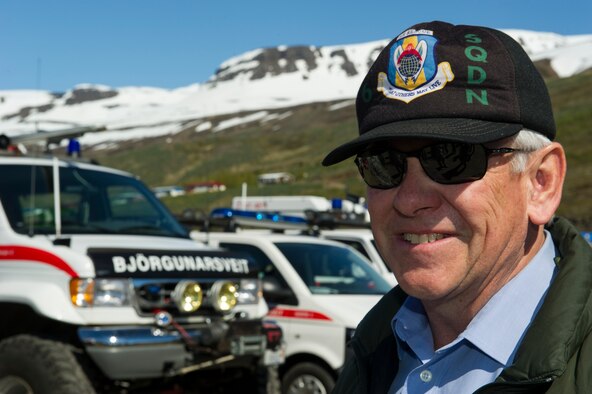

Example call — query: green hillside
[91,70,592,230]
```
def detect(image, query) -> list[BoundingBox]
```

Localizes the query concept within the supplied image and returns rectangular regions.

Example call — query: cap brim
[322,118,523,166]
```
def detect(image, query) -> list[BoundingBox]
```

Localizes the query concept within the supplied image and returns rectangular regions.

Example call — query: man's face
[367,138,532,306]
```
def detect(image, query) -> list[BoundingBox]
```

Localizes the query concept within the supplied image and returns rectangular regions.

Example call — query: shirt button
[419,369,432,383]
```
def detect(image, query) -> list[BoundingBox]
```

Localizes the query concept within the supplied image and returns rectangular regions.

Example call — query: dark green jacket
[333,217,592,393]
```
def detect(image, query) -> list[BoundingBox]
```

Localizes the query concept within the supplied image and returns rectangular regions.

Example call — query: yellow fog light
[210,281,239,312]
[174,281,203,313]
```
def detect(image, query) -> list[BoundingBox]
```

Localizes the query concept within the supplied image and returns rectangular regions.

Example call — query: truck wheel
[281,362,334,394]
[0,335,95,394]
[0,376,34,394]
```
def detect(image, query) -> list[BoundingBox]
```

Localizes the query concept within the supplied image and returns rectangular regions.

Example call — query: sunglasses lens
[421,143,488,184]
[355,151,405,189]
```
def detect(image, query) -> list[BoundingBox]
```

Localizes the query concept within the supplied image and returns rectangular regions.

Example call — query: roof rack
[177,207,370,233]
[0,150,101,165]
[303,209,370,230]
[212,208,308,230]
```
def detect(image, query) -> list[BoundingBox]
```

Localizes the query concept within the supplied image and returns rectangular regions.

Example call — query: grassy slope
[547,70,592,229]
[92,70,592,229]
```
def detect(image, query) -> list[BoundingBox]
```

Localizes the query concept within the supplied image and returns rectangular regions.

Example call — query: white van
[319,228,397,286]
[191,230,391,393]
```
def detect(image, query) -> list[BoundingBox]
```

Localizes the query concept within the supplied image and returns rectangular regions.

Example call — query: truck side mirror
[262,276,297,305]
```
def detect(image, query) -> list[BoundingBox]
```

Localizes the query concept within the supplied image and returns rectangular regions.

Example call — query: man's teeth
[403,233,445,244]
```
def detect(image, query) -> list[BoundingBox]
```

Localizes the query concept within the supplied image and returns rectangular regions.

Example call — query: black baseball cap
[322,21,556,166]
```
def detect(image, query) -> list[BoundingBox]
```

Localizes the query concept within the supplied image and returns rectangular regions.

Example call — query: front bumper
[78,319,271,380]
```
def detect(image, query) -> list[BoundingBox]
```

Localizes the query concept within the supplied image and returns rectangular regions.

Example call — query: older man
[323,21,592,393]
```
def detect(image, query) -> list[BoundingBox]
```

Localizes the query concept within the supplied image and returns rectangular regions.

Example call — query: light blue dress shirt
[389,231,557,394]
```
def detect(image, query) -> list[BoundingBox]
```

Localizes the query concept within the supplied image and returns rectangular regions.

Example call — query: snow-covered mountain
[1,29,590,151]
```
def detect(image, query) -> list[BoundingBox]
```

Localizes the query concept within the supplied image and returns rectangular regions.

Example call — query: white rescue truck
[191,216,391,394]
[0,154,283,394]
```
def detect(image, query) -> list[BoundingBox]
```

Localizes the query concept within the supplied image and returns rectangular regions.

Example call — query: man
[322,21,592,393]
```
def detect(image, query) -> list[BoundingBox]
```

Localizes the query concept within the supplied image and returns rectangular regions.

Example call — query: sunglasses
[354,142,520,189]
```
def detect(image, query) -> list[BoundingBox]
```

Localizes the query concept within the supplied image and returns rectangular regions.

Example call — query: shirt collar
[393,297,434,362]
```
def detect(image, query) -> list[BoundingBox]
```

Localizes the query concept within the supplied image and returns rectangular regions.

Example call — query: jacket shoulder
[500,216,592,382]
[546,329,592,393]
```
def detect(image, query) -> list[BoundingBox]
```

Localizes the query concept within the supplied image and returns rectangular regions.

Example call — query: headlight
[70,278,131,307]
[236,279,262,305]
[210,281,239,312]
[173,281,203,313]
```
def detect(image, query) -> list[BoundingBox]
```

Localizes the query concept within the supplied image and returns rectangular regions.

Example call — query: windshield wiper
[118,224,169,234]
[77,223,119,234]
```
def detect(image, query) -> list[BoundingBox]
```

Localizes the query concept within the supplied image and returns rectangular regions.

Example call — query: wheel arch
[279,352,338,381]
[0,302,80,344]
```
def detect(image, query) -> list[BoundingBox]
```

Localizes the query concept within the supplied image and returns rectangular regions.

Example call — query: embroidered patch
[378,29,454,103]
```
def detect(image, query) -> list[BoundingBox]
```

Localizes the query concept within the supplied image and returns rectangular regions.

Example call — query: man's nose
[390,158,442,217]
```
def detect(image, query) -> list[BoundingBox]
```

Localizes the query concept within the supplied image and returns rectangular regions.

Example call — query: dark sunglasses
[354,142,520,189]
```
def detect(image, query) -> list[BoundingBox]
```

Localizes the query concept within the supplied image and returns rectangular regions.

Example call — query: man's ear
[526,142,566,225]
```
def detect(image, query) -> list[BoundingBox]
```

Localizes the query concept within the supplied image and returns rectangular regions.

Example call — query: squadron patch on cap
[378,28,454,103]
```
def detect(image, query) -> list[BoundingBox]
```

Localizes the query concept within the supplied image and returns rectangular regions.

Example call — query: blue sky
[2,0,590,92]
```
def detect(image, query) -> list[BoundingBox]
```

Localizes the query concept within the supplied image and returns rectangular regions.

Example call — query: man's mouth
[402,233,446,245]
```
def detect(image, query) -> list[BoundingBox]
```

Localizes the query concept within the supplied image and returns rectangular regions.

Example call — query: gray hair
[506,129,552,173]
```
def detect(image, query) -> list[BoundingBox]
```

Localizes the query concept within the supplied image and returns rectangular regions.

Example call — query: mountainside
[0,29,591,148]
[87,69,592,230]
[0,29,591,228]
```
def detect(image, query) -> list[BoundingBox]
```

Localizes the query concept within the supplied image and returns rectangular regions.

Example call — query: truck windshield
[0,164,188,238]
[275,242,391,295]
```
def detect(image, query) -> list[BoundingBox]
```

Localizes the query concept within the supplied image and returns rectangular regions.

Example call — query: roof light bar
[209,208,308,230]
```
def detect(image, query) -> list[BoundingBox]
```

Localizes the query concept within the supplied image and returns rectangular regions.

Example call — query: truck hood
[64,234,258,279]
[66,234,204,253]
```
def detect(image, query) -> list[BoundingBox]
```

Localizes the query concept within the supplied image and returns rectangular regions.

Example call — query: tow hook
[152,310,226,354]
[153,310,202,352]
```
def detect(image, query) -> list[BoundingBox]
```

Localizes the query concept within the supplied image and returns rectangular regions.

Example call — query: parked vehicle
[0,154,282,393]
[231,195,368,220]
[319,228,397,286]
[191,229,391,394]
[198,207,396,287]
[151,185,186,198]
[257,172,295,186]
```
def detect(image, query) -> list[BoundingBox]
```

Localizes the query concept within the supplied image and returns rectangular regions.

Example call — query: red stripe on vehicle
[0,245,78,277]
[267,307,332,321]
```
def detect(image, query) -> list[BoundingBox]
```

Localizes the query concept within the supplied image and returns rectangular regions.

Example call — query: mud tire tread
[0,334,95,394]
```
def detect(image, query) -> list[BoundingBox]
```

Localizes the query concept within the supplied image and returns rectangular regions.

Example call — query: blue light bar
[210,208,307,228]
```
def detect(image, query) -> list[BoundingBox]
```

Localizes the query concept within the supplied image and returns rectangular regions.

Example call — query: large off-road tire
[0,335,95,394]
[281,362,335,394]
